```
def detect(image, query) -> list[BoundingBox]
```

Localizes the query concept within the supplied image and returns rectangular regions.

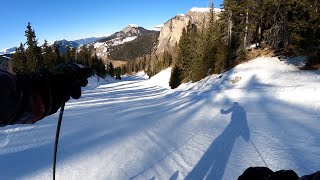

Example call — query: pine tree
[121,65,127,75]
[115,67,121,80]
[24,22,43,72]
[195,2,217,80]
[53,44,63,65]
[12,43,27,73]
[108,62,114,77]
[65,46,71,63]
[77,45,90,66]
[42,40,55,69]
[163,50,172,67]
[70,47,76,61]
[169,65,182,89]
[141,56,147,71]
[176,27,192,81]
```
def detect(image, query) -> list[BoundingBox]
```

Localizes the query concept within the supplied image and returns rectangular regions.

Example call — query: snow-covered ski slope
[0,57,319,179]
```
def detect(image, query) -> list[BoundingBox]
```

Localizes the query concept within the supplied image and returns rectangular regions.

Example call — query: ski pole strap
[53,100,66,180]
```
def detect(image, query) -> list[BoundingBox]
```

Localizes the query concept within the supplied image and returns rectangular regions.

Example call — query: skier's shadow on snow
[185,102,250,180]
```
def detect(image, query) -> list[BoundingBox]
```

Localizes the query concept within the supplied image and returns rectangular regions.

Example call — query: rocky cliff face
[155,8,221,54]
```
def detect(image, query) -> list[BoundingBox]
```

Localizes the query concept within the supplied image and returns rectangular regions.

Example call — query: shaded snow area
[0,57,319,179]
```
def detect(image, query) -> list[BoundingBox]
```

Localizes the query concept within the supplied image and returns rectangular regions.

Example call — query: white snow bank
[134,71,149,79]
[146,68,172,89]
[83,75,118,90]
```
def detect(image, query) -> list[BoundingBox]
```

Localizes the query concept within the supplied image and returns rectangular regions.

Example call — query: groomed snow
[0,56,319,179]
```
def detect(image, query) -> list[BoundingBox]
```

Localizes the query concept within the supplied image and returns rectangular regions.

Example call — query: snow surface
[113,36,137,46]
[93,42,105,49]
[0,57,319,179]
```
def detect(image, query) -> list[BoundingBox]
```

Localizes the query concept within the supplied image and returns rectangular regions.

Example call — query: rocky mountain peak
[155,7,221,54]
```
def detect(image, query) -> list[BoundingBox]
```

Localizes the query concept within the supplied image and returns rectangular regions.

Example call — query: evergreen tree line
[170,0,319,89]
[12,22,108,78]
[76,45,107,78]
[117,49,173,78]
[221,0,319,55]
[104,61,121,80]
[170,2,228,88]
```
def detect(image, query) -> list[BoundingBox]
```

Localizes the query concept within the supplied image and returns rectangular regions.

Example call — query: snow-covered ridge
[0,47,16,55]
[128,24,139,28]
[91,24,156,58]
[92,36,138,57]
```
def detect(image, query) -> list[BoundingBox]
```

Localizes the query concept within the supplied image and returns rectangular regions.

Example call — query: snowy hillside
[0,57,319,179]
[92,25,157,58]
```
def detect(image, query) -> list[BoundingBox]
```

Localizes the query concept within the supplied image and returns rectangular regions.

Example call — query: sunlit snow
[0,57,319,179]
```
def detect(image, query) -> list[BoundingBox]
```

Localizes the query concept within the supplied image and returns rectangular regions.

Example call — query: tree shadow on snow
[185,102,250,180]
[169,170,179,180]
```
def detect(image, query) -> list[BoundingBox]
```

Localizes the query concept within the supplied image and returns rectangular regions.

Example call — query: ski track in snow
[0,57,319,179]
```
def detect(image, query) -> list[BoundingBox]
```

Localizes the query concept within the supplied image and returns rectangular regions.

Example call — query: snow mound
[83,76,118,90]
[147,68,172,89]
[176,56,320,96]
[135,71,149,79]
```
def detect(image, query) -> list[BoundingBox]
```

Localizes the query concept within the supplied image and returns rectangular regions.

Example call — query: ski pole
[53,100,66,180]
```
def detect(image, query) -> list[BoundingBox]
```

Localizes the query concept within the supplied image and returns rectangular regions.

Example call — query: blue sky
[0,0,223,50]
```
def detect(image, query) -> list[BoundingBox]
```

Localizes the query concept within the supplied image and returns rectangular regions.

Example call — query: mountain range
[1,7,220,63]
